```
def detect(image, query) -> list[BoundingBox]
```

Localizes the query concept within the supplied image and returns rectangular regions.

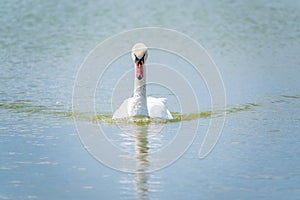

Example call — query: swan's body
[113,96,173,119]
[112,43,173,120]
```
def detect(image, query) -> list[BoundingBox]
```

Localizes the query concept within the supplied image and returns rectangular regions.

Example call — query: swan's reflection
[134,124,150,200]
[120,122,163,200]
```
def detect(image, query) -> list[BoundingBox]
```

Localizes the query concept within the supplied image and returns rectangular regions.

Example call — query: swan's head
[131,43,148,80]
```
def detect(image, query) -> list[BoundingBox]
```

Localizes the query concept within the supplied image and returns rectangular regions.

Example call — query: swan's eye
[140,54,145,62]
[134,54,139,62]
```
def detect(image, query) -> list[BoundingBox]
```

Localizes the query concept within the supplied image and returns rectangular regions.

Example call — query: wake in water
[0,99,261,124]
[92,103,259,124]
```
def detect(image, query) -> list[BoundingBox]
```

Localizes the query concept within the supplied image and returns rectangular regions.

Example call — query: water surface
[1,0,299,199]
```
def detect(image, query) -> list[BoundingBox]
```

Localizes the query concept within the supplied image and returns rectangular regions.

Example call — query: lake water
[1,0,300,199]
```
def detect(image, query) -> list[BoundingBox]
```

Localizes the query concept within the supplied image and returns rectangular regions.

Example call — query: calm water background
[1,0,300,199]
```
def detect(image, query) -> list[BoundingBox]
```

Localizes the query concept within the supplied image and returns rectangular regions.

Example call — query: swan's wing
[112,98,131,119]
[147,97,173,119]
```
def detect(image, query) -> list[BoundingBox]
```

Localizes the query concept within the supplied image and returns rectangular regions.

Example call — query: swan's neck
[132,70,148,116]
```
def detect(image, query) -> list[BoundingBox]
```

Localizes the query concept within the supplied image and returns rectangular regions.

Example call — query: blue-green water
[1,0,300,199]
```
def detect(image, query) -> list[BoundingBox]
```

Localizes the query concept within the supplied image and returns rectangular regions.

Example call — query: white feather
[112,96,173,120]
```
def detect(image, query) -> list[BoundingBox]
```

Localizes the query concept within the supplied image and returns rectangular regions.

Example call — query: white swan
[112,43,173,120]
